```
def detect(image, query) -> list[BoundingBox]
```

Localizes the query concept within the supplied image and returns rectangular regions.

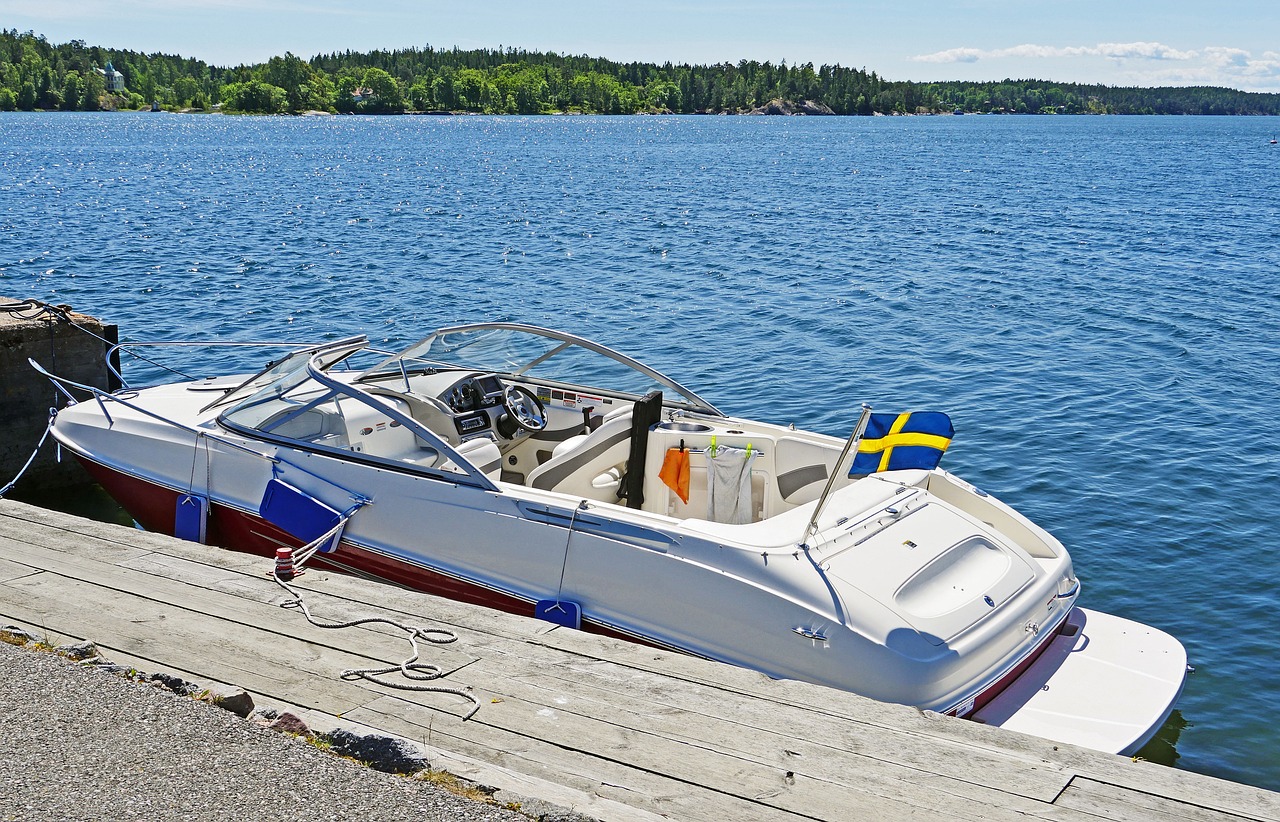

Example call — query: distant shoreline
[6,108,1278,117]
[4,31,1279,117]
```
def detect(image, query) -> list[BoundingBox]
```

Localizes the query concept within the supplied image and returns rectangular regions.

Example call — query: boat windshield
[200,336,366,414]
[361,323,722,415]
[216,341,492,487]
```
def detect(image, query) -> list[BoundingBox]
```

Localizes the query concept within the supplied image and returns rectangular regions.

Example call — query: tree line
[4,30,1279,116]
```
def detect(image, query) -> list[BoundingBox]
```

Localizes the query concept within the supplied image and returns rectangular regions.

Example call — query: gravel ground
[0,639,534,822]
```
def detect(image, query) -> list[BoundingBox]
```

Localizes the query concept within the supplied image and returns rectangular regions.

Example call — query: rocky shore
[746,98,836,115]
[0,632,572,822]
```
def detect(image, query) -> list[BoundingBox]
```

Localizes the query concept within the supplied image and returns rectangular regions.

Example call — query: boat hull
[75,454,647,644]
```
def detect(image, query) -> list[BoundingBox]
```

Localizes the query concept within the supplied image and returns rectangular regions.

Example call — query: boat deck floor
[0,499,1274,822]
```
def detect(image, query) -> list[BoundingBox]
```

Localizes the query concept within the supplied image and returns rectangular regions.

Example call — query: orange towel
[658,447,691,504]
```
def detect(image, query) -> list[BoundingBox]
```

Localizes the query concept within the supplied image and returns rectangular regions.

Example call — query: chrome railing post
[799,403,872,550]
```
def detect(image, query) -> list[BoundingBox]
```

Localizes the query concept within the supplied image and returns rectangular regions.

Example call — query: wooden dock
[0,499,1274,822]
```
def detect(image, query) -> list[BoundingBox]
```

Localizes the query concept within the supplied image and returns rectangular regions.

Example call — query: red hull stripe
[948,611,1068,717]
[74,456,646,645]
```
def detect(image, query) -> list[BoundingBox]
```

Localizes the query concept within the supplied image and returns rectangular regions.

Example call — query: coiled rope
[270,520,480,720]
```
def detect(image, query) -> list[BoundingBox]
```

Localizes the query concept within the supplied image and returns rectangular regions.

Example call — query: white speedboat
[39,322,1187,754]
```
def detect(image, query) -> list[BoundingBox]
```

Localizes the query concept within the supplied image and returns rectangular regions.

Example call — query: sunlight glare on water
[2,112,1277,790]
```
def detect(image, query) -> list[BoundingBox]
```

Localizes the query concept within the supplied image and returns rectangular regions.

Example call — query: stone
[320,728,428,774]
[747,98,836,116]
[55,640,98,660]
[151,671,200,696]
[0,301,117,492]
[490,793,600,822]
[200,684,255,718]
[266,711,313,738]
[1,626,36,644]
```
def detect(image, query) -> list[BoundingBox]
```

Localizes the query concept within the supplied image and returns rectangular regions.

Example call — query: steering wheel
[503,384,547,432]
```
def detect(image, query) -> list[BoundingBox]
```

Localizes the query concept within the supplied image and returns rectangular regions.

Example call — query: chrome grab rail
[799,403,872,549]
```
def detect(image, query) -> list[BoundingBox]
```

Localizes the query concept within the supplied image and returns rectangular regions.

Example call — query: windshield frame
[360,322,724,416]
[214,341,499,491]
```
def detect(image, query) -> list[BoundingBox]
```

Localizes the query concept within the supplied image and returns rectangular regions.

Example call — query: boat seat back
[452,436,502,481]
[525,408,634,499]
[620,390,663,509]
[774,435,840,505]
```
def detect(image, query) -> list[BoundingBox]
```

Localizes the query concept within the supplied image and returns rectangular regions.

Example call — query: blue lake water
[2,111,1278,790]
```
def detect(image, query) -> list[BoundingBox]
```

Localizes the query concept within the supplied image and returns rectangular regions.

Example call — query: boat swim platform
[0,500,1274,822]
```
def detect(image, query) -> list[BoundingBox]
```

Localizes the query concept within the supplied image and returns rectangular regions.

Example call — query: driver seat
[525,406,634,498]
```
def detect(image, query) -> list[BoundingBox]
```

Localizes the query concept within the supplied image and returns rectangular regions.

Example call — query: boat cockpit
[212,323,857,527]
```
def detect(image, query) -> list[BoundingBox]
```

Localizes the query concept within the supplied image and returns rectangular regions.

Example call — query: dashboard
[442,373,506,414]
[361,369,546,442]
[437,373,506,438]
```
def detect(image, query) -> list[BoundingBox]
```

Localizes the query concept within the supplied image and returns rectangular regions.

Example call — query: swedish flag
[849,411,954,476]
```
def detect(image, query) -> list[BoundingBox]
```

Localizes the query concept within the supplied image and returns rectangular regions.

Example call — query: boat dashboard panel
[441,373,506,414]
[360,370,547,444]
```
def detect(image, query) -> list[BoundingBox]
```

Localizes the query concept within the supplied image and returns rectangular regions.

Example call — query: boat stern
[972,606,1188,755]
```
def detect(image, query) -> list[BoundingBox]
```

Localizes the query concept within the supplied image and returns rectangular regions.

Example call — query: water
[2,112,1278,790]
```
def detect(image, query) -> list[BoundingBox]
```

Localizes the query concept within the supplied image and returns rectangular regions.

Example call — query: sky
[4,0,1279,93]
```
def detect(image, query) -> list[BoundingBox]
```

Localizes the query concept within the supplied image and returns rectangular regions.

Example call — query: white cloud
[912,41,1197,64]
[909,41,1280,91]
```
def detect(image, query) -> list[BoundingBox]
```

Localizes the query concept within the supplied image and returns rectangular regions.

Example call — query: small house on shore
[95,62,126,93]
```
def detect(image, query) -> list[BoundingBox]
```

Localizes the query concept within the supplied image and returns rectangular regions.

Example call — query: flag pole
[799,403,872,550]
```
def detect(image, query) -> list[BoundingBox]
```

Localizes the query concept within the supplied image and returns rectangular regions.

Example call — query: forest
[4,29,1279,116]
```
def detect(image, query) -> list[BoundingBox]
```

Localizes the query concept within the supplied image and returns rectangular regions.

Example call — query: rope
[2,298,195,384]
[270,516,480,721]
[0,413,55,499]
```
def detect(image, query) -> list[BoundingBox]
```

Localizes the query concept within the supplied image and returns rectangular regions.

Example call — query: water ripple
[2,112,1278,790]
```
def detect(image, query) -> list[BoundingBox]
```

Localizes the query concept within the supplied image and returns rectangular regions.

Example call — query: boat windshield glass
[219,366,333,433]
[200,336,366,414]
[361,324,721,414]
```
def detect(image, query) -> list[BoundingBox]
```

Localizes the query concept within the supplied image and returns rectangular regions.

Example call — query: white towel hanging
[706,445,757,524]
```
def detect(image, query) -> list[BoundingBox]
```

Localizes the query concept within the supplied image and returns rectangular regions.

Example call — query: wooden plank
[421,746,680,822]
[917,710,1280,822]
[470,656,1072,809]
[0,555,37,584]
[0,534,483,677]
[396,688,1069,822]
[1055,776,1264,822]
[486,652,1073,801]
[0,572,438,717]
[0,506,158,566]
[348,696,959,822]
[3,500,1277,822]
